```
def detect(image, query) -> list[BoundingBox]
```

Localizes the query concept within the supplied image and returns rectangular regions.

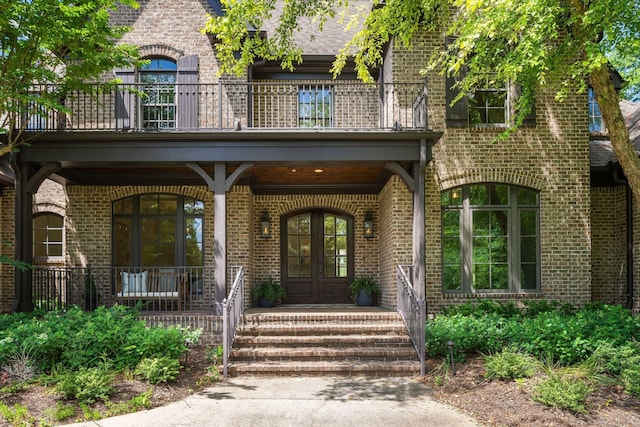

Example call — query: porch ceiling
[46,163,397,194]
[17,129,441,194]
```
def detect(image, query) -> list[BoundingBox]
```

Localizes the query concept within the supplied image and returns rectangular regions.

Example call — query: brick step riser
[232,347,417,357]
[238,327,408,336]
[231,356,418,363]
[234,343,413,350]
[241,317,404,326]
[234,334,412,345]
[226,365,421,377]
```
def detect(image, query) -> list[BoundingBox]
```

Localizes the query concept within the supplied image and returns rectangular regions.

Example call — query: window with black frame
[441,184,539,293]
[298,85,332,128]
[139,58,177,129]
[468,75,509,126]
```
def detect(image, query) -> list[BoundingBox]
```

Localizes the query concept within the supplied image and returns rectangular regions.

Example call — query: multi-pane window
[323,214,348,278]
[441,184,540,293]
[299,85,332,127]
[469,76,509,126]
[113,194,204,267]
[287,214,312,277]
[33,213,64,258]
[139,58,177,129]
[589,87,604,132]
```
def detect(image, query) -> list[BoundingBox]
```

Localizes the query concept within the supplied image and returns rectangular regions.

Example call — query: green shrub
[56,368,115,404]
[532,373,593,413]
[426,313,507,359]
[621,365,640,398]
[0,306,198,375]
[0,402,34,426]
[46,402,76,422]
[134,357,181,384]
[484,348,540,380]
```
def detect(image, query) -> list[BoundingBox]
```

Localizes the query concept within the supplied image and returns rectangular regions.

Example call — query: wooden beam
[213,162,226,315]
[225,162,254,191]
[412,140,427,301]
[384,162,415,192]
[186,162,216,192]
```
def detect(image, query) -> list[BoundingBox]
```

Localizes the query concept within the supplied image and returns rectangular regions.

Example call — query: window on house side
[139,58,177,129]
[441,184,540,293]
[298,86,332,128]
[589,88,604,132]
[33,213,64,258]
[469,76,509,126]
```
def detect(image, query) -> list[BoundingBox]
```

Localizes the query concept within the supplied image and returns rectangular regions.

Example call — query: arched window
[441,184,540,293]
[112,194,204,267]
[139,58,177,129]
[33,213,64,258]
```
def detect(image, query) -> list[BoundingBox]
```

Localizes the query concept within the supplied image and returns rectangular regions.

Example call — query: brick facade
[0,1,630,317]
[392,29,592,311]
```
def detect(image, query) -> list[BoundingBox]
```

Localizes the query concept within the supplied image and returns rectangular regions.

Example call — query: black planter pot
[258,296,278,308]
[354,289,374,306]
[85,290,99,311]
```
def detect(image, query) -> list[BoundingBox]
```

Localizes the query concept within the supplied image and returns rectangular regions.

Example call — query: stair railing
[222,266,245,379]
[396,265,426,375]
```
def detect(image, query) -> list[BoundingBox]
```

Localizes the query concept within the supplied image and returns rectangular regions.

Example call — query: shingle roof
[260,1,370,56]
[590,100,640,168]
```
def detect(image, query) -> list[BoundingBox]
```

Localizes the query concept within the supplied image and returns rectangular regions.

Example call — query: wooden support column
[213,162,226,315]
[12,159,34,312]
[412,140,427,300]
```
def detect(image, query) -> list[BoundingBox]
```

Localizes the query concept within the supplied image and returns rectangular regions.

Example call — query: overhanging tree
[0,0,141,157]
[204,0,640,197]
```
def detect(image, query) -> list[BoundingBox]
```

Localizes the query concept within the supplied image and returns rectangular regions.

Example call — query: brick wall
[111,0,219,80]
[253,193,380,306]
[379,176,413,308]
[591,186,627,305]
[391,29,592,312]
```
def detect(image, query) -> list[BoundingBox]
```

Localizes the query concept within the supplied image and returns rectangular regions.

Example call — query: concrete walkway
[66,376,479,427]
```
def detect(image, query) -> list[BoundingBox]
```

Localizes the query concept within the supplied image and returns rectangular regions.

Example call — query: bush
[56,367,115,404]
[621,365,640,398]
[0,306,198,374]
[134,357,181,384]
[426,313,508,360]
[484,348,540,380]
[532,373,593,413]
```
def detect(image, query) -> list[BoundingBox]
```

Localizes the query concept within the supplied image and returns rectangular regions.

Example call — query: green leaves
[1,0,141,154]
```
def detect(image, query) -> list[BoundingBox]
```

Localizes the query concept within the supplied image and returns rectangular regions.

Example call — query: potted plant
[251,277,286,308]
[348,276,380,306]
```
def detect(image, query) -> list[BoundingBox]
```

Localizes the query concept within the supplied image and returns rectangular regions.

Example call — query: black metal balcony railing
[21,81,428,132]
[32,266,217,313]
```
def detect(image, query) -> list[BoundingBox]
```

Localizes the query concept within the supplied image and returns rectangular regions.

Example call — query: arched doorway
[281,209,354,304]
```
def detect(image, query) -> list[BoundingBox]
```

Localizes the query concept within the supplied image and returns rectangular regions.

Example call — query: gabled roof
[590,100,640,168]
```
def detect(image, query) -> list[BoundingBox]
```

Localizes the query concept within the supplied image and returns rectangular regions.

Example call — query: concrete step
[231,346,417,362]
[226,360,421,377]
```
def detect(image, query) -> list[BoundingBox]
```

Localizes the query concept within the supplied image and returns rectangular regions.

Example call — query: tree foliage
[205,0,640,197]
[0,0,141,156]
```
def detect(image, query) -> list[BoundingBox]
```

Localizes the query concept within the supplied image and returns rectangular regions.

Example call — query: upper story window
[33,213,64,258]
[589,87,604,132]
[299,85,333,128]
[441,184,540,293]
[139,58,177,129]
[468,76,510,126]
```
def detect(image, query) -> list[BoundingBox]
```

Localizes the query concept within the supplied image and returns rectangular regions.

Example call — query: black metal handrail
[396,265,426,375]
[222,266,245,379]
[19,81,428,132]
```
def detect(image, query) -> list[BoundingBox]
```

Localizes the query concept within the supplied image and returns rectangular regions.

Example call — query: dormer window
[589,87,604,132]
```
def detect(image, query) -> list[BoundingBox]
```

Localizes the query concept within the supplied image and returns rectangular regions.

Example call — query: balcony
[21,81,428,132]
